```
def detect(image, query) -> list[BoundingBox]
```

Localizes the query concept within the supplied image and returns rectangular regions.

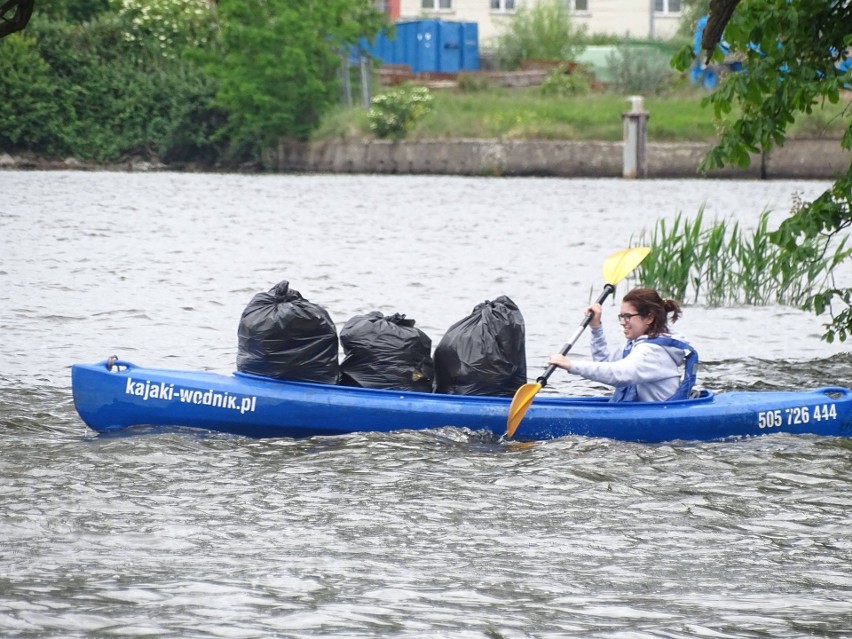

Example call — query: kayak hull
[71,359,852,442]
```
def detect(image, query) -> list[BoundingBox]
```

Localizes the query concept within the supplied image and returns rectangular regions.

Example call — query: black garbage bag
[236,280,339,384]
[434,295,527,397]
[339,312,435,392]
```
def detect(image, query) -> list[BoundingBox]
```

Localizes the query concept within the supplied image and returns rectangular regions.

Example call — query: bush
[2,17,224,163]
[606,44,674,95]
[0,32,65,154]
[367,85,434,139]
[537,65,592,97]
[493,0,586,70]
[114,0,217,61]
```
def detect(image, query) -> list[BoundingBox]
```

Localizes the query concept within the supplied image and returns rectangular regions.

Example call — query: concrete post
[622,95,650,179]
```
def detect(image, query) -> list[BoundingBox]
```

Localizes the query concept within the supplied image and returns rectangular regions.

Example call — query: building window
[422,0,452,10]
[567,0,589,11]
[654,0,681,13]
[491,0,516,11]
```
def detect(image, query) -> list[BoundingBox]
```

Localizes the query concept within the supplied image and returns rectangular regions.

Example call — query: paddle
[505,246,652,438]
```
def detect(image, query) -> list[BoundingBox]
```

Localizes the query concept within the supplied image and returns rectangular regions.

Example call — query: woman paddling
[547,288,698,402]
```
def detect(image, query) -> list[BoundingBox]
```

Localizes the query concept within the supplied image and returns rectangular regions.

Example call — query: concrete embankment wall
[265,138,850,179]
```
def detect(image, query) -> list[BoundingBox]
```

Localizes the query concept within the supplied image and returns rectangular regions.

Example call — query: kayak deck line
[71,359,852,442]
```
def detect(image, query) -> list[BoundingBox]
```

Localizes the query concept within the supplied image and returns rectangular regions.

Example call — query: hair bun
[663,299,682,323]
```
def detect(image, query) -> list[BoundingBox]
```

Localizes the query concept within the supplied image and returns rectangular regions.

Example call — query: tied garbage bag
[339,312,435,392]
[236,280,339,384]
[434,295,527,397]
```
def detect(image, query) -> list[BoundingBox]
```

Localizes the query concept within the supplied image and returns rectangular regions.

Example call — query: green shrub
[0,32,65,154]
[4,17,223,163]
[606,44,674,95]
[114,0,217,61]
[537,65,592,97]
[493,0,586,70]
[367,85,434,139]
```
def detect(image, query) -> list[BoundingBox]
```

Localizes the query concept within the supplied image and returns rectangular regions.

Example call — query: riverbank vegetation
[1,1,847,158]
[0,0,387,165]
[315,81,850,143]
[634,210,851,308]
[316,83,719,142]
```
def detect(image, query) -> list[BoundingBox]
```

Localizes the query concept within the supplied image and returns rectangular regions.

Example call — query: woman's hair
[623,288,682,338]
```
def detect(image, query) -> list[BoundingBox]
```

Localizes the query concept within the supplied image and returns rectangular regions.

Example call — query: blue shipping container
[358,20,479,74]
[460,22,479,71]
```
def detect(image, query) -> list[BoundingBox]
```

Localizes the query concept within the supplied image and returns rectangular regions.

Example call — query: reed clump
[634,209,851,307]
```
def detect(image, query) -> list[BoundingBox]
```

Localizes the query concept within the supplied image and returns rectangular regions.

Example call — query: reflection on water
[1,172,851,637]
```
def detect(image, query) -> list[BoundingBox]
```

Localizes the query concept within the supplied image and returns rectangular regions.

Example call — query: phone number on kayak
[757,403,838,429]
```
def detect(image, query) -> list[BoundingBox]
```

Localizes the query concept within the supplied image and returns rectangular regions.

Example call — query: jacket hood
[639,332,691,366]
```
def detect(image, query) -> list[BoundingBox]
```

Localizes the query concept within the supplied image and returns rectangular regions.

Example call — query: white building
[394,0,683,46]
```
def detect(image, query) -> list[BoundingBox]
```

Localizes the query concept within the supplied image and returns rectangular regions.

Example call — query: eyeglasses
[617,312,643,323]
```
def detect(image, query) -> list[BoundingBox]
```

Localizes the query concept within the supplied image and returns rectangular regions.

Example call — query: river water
[2,171,851,637]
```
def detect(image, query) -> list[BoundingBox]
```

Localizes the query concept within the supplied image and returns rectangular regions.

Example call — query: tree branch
[700,0,741,62]
[0,0,35,39]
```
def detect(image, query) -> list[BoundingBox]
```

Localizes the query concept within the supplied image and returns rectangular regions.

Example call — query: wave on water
[701,353,852,392]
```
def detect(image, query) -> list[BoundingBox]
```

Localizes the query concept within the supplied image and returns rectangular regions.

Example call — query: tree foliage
[673,0,852,342]
[1,1,386,165]
[0,0,35,38]
[0,31,63,150]
[0,15,221,162]
[37,0,110,23]
[114,0,217,60]
[209,0,386,158]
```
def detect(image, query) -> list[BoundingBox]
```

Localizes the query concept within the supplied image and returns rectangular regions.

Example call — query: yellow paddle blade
[602,246,651,286]
[506,382,542,438]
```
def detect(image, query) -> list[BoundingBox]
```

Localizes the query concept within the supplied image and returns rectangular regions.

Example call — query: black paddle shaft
[536,283,616,387]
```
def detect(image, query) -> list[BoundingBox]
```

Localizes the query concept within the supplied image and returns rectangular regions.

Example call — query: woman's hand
[548,354,572,371]
[585,303,603,328]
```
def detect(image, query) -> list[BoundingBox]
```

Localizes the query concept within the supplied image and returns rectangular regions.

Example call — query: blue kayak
[71,359,852,442]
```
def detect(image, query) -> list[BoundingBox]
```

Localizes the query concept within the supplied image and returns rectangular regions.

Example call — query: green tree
[209,0,386,159]
[673,0,852,342]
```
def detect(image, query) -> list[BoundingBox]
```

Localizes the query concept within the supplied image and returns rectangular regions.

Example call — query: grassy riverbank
[313,81,851,144]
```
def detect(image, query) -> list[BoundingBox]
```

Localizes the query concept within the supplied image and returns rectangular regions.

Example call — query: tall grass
[312,81,850,143]
[314,90,721,142]
[634,210,851,307]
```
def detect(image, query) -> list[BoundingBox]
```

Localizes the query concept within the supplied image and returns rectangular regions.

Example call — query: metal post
[360,57,372,108]
[622,95,650,179]
[649,0,656,39]
[341,56,352,107]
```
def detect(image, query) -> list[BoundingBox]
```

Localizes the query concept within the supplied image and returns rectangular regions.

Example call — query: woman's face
[619,302,653,341]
